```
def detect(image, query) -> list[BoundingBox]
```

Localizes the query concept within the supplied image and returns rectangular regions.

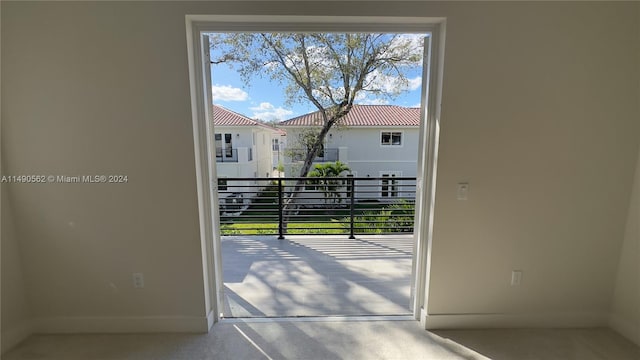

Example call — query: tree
[210,32,423,226]
[285,127,323,165]
[210,33,423,178]
[307,161,351,206]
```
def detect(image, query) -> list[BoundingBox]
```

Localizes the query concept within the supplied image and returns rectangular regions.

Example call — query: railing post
[348,175,355,239]
[278,178,285,240]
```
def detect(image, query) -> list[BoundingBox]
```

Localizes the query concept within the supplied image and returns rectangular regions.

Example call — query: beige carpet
[4,320,640,360]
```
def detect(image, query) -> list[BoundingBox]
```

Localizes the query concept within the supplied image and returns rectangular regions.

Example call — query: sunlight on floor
[222,235,413,317]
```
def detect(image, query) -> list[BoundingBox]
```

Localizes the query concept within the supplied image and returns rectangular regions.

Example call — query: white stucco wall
[1,186,31,352]
[611,145,640,346]
[214,126,275,179]
[283,126,419,178]
[427,2,639,327]
[329,127,419,177]
[610,7,640,345]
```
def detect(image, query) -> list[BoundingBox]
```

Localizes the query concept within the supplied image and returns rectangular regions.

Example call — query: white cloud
[357,97,389,105]
[211,85,248,102]
[250,102,293,121]
[365,70,422,95]
[407,76,423,91]
[384,34,425,64]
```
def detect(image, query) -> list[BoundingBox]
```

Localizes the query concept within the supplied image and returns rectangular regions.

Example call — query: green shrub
[341,200,415,234]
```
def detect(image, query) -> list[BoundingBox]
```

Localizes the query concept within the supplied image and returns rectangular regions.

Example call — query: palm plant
[307,161,351,206]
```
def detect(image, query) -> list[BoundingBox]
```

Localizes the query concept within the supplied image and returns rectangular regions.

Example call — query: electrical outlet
[457,183,469,200]
[511,270,522,286]
[132,272,144,288]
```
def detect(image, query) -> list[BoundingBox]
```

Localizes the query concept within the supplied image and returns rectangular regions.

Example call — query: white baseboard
[1,320,33,354]
[425,312,609,330]
[610,313,640,346]
[31,316,209,334]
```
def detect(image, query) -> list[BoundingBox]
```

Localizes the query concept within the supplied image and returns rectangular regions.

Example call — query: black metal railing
[217,176,416,238]
[216,149,238,163]
[289,148,339,162]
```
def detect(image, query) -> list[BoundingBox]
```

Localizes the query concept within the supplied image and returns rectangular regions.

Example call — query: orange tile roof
[279,105,421,127]
[212,105,280,133]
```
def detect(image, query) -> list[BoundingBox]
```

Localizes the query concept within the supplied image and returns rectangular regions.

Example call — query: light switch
[511,270,522,286]
[457,183,469,200]
[133,273,144,288]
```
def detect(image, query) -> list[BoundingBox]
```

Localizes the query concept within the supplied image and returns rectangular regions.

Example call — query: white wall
[255,128,274,178]
[214,126,251,149]
[214,127,251,167]
[214,126,274,179]
[610,6,640,344]
[427,2,640,328]
[326,127,419,164]
[2,1,209,335]
[611,146,640,346]
[1,186,31,353]
[328,127,419,178]
[1,0,638,347]
[284,127,420,177]
[272,133,286,169]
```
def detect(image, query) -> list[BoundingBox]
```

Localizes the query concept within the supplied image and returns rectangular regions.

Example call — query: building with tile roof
[212,105,285,207]
[279,105,421,198]
[279,105,421,127]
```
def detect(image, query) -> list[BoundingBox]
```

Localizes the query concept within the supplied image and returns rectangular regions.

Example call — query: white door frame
[185,15,446,328]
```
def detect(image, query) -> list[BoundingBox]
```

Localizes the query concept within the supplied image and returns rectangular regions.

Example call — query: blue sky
[209,34,425,122]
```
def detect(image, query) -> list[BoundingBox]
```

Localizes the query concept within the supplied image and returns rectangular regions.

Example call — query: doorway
[186,15,445,327]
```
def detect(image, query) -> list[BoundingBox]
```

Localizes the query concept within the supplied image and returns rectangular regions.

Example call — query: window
[381,172,399,197]
[214,134,222,158]
[272,138,279,151]
[215,133,233,158]
[224,133,233,157]
[248,148,253,161]
[218,178,228,191]
[381,131,402,146]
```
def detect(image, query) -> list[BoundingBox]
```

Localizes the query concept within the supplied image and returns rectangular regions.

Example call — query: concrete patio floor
[221,235,414,317]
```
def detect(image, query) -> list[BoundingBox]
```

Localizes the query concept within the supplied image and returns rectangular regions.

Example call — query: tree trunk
[280,102,356,232]
[281,114,343,229]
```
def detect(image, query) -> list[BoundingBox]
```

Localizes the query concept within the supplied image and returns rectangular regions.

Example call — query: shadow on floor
[221,235,414,317]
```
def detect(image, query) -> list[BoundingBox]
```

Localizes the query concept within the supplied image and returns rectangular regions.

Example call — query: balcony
[217,176,416,238]
[222,234,412,317]
[289,148,339,162]
[217,176,416,317]
[215,147,260,163]
[216,148,238,163]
